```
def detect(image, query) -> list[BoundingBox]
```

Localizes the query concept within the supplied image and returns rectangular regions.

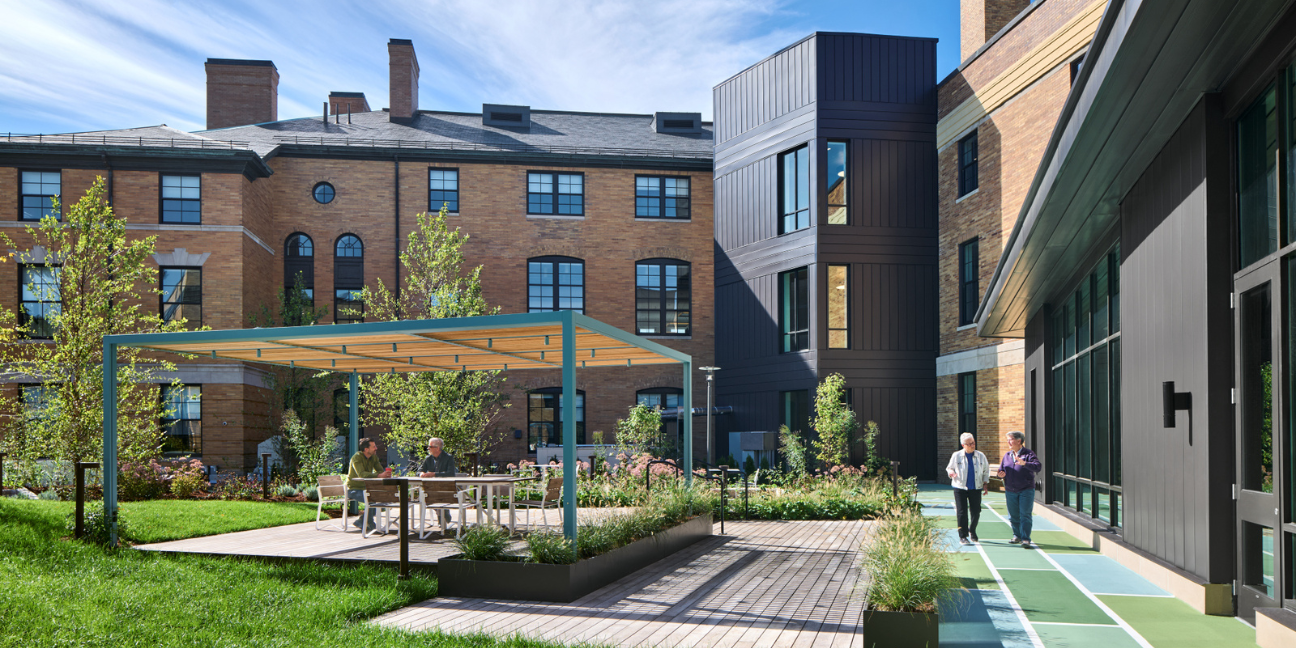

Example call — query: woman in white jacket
[946,433,989,545]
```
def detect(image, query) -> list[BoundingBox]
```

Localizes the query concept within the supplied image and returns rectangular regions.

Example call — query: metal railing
[271,134,712,160]
[2,132,250,150]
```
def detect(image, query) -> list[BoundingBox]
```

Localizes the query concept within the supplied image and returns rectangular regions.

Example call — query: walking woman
[946,433,989,545]
[998,431,1042,549]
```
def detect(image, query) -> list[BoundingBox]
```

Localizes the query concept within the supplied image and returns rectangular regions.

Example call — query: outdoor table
[413,475,537,534]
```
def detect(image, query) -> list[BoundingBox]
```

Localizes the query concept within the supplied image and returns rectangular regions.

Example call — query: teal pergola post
[349,371,359,516]
[561,310,578,548]
[102,340,119,547]
[682,361,692,485]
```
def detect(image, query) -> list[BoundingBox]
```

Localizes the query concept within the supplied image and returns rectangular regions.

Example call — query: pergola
[101,311,693,546]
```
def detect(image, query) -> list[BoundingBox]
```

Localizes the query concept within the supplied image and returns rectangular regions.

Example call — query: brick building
[0,40,713,472]
[936,0,1104,478]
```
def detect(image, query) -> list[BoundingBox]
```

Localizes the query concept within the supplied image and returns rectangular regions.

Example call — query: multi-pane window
[958,372,976,440]
[160,267,202,328]
[20,385,55,424]
[826,141,848,224]
[429,169,459,212]
[635,259,690,336]
[827,264,848,348]
[527,388,585,452]
[635,176,690,219]
[313,182,335,204]
[779,145,810,233]
[284,233,315,301]
[528,257,584,313]
[779,267,809,353]
[958,132,979,197]
[161,385,202,456]
[1238,86,1279,268]
[637,387,683,412]
[21,171,60,221]
[780,390,810,436]
[959,239,980,326]
[334,234,364,324]
[161,175,201,224]
[528,172,583,215]
[20,265,60,339]
[1052,245,1121,526]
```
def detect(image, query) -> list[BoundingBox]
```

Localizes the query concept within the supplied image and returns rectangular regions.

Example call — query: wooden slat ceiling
[136,325,681,374]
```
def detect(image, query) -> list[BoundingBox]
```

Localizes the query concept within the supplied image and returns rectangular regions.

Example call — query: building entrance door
[1234,267,1282,620]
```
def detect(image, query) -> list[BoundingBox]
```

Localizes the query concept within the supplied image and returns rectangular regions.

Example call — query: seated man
[346,437,391,532]
[419,437,458,528]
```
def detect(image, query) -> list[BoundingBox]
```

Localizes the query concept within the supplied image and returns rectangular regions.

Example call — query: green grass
[0,499,580,648]
[18,499,325,544]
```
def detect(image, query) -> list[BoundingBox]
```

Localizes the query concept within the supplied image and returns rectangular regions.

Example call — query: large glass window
[528,257,584,313]
[20,265,60,339]
[779,267,809,353]
[958,372,976,440]
[284,233,315,302]
[828,264,848,348]
[160,267,202,328]
[635,259,690,336]
[1051,245,1121,526]
[635,176,690,219]
[637,387,682,412]
[1238,86,1278,268]
[780,389,810,436]
[429,169,459,212]
[1288,65,1296,244]
[958,132,979,197]
[334,234,364,324]
[161,385,202,456]
[528,172,583,215]
[959,238,979,326]
[161,175,201,224]
[779,145,810,234]
[21,171,60,221]
[826,141,848,224]
[527,388,584,452]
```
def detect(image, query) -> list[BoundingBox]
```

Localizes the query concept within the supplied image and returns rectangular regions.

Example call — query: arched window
[334,234,364,324]
[635,259,690,335]
[528,256,584,313]
[527,387,585,452]
[284,233,314,300]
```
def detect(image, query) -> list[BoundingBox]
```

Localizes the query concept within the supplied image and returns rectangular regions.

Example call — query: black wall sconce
[1162,381,1192,428]
[514,429,523,439]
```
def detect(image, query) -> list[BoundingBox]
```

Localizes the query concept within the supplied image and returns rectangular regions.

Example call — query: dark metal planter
[860,607,940,648]
[439,513,712,602]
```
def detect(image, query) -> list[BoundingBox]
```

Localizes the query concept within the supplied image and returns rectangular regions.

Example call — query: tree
[358,206,509,459]
[249,275,336,442]
[0,178,186,466]
[778,424,807,476]
[280,409,342,485]
[811,373,857,468]
[614,402,664,456]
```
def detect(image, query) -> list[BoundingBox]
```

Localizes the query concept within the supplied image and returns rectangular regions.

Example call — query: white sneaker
[1022,540,1034,549]
[1010,536,1021,544]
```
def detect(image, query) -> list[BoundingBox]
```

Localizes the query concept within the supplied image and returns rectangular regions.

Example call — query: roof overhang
[0,142,273,181]
[977,0,1296,337]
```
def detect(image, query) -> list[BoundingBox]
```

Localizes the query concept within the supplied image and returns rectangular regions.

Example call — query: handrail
[270,134,712,160]
[2,132,251,150]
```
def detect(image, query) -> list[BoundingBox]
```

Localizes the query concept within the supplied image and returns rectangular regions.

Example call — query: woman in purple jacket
[997,431,1042,549]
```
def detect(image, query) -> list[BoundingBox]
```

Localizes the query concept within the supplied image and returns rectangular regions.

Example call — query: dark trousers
[953,488,982,539]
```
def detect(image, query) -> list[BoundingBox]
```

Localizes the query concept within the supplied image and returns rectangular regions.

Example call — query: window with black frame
[958,372,976,439]
[959,238,979,326]
[21,171,60,221]
[635,176,690,219]
[160,267,201,328]
[826,141,848,224]
[334,234,364,324]
[635,259,690,335]
[528,257,584,313]
[20,385,55,425]
[19,264,60,339]
[429,169,459,212]
[284,233,315,303]
[527,388,585,452]
[1051,244,1121,527]
[779,267,809,352]
[958,132,979,197]
[161,384,202,456]
[827,264,848,348]
[1238,86,1278,268]
[780,390,810,437]
[528,172,583,215]
[161,175,201,224]
[778,145,810,233]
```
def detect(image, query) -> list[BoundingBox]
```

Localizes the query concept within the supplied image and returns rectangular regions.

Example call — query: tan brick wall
[935,364,1025,481]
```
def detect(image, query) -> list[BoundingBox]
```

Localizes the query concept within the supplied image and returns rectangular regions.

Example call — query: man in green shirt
[347,437,391,532]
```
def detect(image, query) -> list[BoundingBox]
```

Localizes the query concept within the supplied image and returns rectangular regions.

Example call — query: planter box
[861,607,939,648]
[439,513,712,602]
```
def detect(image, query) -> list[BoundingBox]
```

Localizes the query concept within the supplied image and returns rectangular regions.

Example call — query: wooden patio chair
[361,484,406,538]
[415,480,481,539]
[315,475,349,531]
[517,475,563,531]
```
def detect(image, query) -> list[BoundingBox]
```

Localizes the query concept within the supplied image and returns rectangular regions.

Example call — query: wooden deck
[375,519,872,648]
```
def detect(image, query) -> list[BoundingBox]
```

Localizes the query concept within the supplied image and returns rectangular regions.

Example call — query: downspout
[394,154,401,313]
[101,152,113,205]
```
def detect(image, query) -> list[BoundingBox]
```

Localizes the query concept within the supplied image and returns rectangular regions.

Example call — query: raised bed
[860,607,939,648]
[438,513,713,602]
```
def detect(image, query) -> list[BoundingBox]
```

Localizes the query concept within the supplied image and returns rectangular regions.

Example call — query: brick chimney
[329,92,371,115]
[961,0,1030,61]
[388,39,419,122]
[205,58,278,130]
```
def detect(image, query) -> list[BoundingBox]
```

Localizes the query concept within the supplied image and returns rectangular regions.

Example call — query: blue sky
[0,0,960,135]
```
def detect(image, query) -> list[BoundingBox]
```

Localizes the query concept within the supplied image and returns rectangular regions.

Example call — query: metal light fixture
[699,366,721,465]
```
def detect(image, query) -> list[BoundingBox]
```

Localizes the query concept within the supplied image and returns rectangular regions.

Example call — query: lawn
[0,498,576,648]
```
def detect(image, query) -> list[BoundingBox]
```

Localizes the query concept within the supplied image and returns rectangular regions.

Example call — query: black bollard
[890,460,901,498]
[397,478,410,580]
[261,453,271,499]
[75,462,99,539]
[719,465,728,535]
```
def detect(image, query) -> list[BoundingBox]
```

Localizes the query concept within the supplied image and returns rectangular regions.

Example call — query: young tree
[249,275,337,443]
[0,178,186,466]
[811,373,857,468]
[614,402,664,457]
[359,206,509,459]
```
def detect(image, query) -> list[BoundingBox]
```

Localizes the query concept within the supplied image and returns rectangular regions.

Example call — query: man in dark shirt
[418,437,457,477]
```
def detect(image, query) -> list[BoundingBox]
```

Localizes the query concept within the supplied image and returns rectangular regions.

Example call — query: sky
[0,0,960,135]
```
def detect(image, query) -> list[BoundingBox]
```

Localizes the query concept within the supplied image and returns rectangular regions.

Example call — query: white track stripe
[971,538,1047,648]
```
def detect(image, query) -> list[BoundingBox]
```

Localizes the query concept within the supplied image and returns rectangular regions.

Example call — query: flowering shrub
[118,460,170,501]
[215,474,262,500]
[169,459,206,498]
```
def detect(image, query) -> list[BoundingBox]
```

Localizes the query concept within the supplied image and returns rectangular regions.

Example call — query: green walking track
[920,485,1260,648]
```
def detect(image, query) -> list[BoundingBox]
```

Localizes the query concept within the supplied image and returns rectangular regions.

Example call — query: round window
[313,182,335,204]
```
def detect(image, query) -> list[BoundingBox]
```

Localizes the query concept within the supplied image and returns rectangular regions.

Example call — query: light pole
[699,366,721,466]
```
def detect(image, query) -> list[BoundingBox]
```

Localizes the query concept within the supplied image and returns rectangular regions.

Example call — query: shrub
[275,484,299,498]
[281,411,343,485]
[527,531,575,564]
[302,486,319,502]
[118,460,169,501]
[860,510,960,612]
[65,500,127,546]
[38,489,60,500]
[169,459,206,498]
[778,425,807,477]
[812,373,857,468]
[453,524,510,561]
[215,474,261,501]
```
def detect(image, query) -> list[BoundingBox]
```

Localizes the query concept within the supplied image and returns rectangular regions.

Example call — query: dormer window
[483,104,531,129]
